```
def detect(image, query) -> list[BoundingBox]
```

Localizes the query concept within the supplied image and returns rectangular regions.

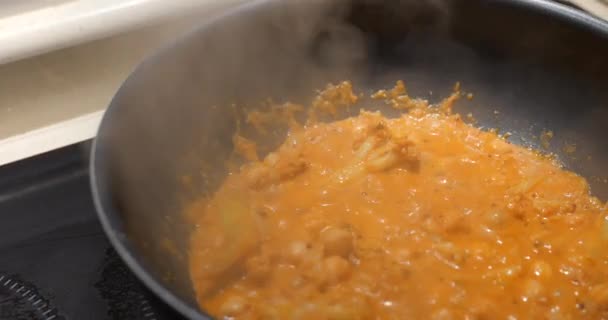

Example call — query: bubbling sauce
[188,82,608,319]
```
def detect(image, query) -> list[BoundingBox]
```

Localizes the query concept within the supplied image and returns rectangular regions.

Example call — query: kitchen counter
[0,0,244,64]
[0,0,244,166]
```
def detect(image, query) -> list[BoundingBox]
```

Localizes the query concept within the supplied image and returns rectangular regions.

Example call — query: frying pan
[90,0,608,318]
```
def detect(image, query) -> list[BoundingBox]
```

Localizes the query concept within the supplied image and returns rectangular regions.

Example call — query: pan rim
[90,2,279,319]
[89,0,608,319]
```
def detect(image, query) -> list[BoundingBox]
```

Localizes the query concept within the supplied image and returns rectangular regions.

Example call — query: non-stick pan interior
[91,0,608,318]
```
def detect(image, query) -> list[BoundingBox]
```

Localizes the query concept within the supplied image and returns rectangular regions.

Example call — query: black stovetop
[0,142,185,320]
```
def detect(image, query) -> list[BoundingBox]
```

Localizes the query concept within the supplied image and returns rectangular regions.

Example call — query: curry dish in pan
[188,81,608,319]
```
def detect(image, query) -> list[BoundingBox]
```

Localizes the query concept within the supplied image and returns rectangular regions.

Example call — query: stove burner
[95,248,165,320]
[0,273,64,320]
[138,294,159,320]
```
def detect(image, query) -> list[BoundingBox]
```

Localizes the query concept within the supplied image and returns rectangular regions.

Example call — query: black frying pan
[90,0,608,318]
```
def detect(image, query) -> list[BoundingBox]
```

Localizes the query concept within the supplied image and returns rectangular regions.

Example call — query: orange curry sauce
[188,82,608,319]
